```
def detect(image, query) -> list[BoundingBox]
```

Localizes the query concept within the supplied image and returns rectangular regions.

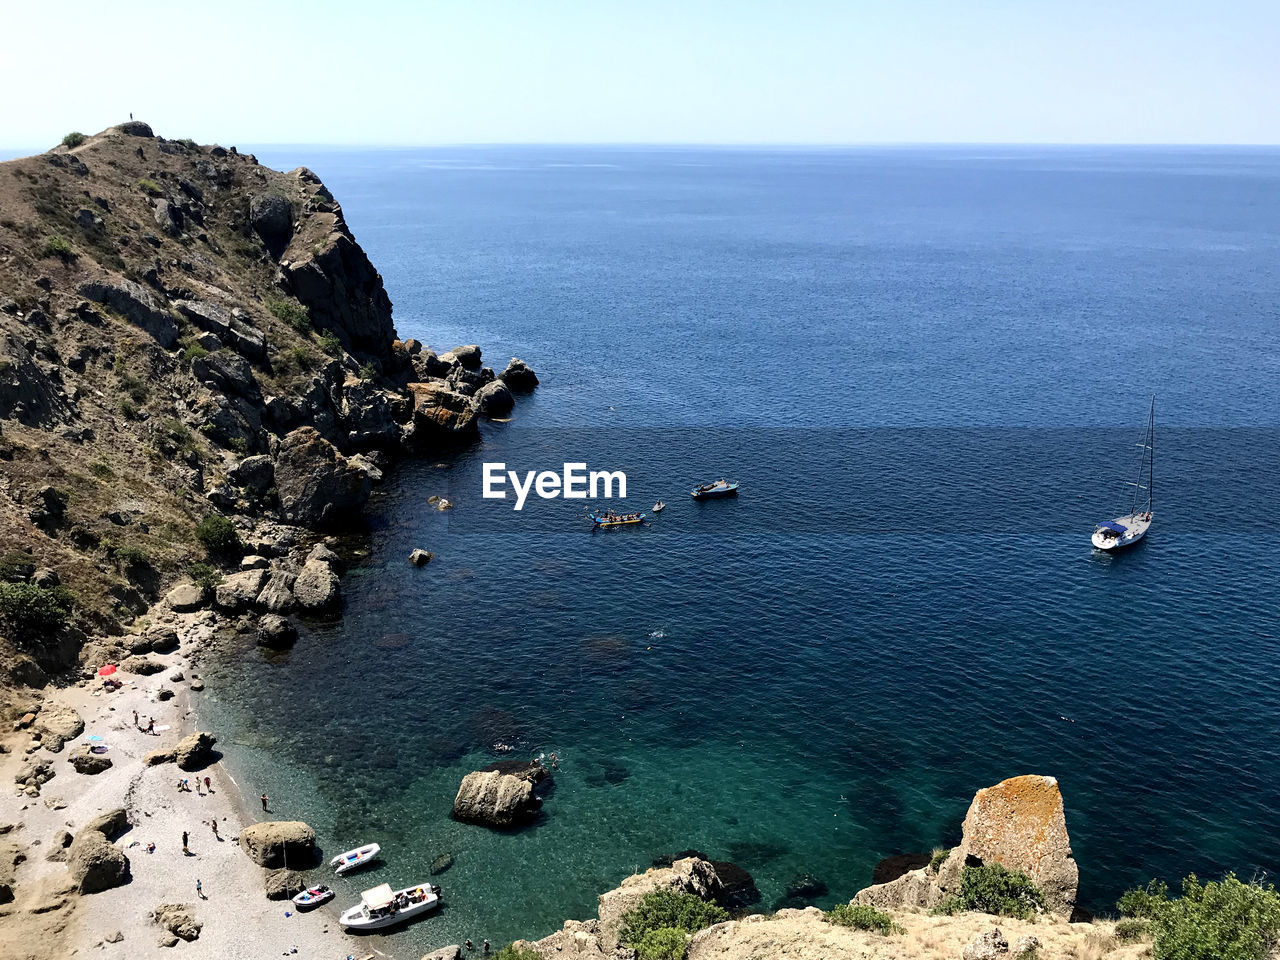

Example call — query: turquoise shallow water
[205,146,1280,954]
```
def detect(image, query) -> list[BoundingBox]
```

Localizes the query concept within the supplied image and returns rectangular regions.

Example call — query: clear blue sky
[3,0,1277,148]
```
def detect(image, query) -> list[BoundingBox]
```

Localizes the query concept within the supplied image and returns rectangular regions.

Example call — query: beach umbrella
[97,664,117,676]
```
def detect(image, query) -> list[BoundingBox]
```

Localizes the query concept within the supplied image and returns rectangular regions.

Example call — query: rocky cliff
[0,122,536,709]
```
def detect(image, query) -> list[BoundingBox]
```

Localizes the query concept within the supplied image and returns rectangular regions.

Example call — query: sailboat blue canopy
[1097,521,1128,533]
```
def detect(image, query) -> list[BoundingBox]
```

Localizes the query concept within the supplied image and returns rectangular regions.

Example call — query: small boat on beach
[339,882,440,930]
[691,479,738,500]
[292,885,334,910]
[589,511,646,528]
[1092,398,1155,552]
[652,500,665,513]
[330,843,381,875]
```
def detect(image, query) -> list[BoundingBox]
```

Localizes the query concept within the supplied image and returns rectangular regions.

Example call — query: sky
[2,0,1277,149]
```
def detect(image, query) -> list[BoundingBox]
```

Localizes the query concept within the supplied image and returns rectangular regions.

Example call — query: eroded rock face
[213,569,268,612]
[853,774,1079,919]
[453,762,546,828]
[152,903,202,941]
[937,774,1078,918]
[239,821,318,869]
[406,382,479,444]
[77,277,178,347]
[274,427,371,528]
[263,868,306,900]
[172,731,218,771]
[282,230,395,355]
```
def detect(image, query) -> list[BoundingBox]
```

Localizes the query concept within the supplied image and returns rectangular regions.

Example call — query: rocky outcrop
[67,822,129,893]
[239,821,318,868]
[499,357,539,390]
[598,858,724,951]
[453,761,547,828]
[77,277,178,348]
[282,227,395,354]
[440,344,482,369]
[409,549,433,566]
[854,774,1078,919]
[32,704,83,752]
[274,427,371,527]
[175,300,267,362]
[293,552,340,611]
[84,808,129,839]
[406,381,479,444]
[421,948,463,960]
[164,583,207,612]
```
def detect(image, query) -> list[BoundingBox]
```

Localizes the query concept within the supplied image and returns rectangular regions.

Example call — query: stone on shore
[409,549,434,566]
[422,948,463,960]
[173,731,218,771]
[152,903,202,941]
[67,828,129,893]
[453,762,547,828]
[293,557,340,611]
[84,808,129,839]
[264,868,307,900]
[239,821,318,868]
[213,569,269,612]
[68,747,113,775]
[121,655,165,675]
[165,582,207,612]
[475,379,515,417]
[440,344,482,369]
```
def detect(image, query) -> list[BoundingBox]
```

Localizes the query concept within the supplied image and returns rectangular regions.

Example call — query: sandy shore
[0,609,375,960]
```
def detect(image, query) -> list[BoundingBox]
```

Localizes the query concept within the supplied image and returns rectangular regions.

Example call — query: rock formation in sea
[0,121,538,713]
[453,760,549,828]
[853,774,1079,919]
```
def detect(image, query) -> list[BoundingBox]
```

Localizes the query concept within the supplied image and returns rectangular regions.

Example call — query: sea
[197,144,1280,953]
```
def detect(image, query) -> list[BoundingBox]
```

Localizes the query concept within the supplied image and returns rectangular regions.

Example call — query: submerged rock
[256,614,297,649]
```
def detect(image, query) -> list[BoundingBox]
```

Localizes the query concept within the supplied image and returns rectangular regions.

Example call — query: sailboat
[1091,398,1154,551]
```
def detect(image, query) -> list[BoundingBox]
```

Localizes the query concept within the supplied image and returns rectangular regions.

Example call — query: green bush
[619,890,729,958]
[317,329,342,356]
[929,847,950,872]
[89,461,114,479]
[291,345,312,370]
[491,947,541,960]
[194,514,241,561]
[137,178,164,197]
[181,343,209,367]
[114,545,150,570]
[632,926,690,960]
[1118,873,1280,960]
[1115,917,1151,943]
[358,362,377,380]
[933,864,1046,920]
[119,398,139,420]
[0,582,72,641]
[187,563,222,591]
[265,296,310,333]
[61,131,87,148]
[40,234,74,260]
[824,903,904,935]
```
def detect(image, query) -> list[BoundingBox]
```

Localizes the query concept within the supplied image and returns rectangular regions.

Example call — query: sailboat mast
[1148,396,1154,513]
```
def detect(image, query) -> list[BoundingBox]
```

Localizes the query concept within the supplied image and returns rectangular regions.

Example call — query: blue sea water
[203,145,1280,953]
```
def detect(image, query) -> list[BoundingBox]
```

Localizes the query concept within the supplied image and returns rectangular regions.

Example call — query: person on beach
[132,710,138,727]
[211,819,219,839]
[465,940,473,951]
[146,718,155,735]
[204,776,212,793]
[196,878,204,899]
[182,831,189,854]
[260,793,269,811]
[146,842,155,854]
[196,779,204,795]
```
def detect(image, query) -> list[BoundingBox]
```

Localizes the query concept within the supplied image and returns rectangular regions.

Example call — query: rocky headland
[0,122,537,958]
[0,120,538,710]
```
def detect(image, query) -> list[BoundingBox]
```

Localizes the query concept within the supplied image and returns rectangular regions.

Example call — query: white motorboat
[292,885,334,909]
[339,882,440,930]
[652,500,665,513]
[1092,398,1155,552]
[330,843,381,875]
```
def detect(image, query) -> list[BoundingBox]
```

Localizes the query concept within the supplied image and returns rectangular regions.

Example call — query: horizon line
[4,139,1280,157]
